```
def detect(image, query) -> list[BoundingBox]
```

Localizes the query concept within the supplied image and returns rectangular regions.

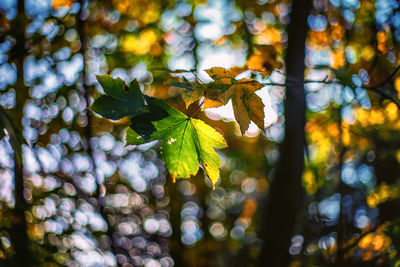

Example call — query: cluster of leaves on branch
[90,54,280,188]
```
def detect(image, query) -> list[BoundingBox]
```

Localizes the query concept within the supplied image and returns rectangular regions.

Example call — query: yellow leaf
[233,79,264,94]
[243,93,264,130]
[230,79,264,134]
[232,93,251,134]
[203,98,225,109]
[181,89,202,108]
[191,119,227,187]
[228,66,247,77]
[202,68,234,108]
[203,68,265,134]
[205,67,235,79]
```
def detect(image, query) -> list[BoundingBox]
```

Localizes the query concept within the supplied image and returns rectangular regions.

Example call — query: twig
[335,91,346,265]
[369,65,400,88]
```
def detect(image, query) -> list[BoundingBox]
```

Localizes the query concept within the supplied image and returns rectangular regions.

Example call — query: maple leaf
[247,45,282,78]
[203,67,265,134]
[169,78,203,108]
[170,67,248,109]
[126,97,227,187]
[91,75,149,120]
[202,67,240,109]
[221,79,265,134]
[228,66,248,77]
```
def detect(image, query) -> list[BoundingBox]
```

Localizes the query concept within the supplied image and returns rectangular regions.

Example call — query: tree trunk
[9,0,31,265]
[77,0,118,256]
[258,0,311,266]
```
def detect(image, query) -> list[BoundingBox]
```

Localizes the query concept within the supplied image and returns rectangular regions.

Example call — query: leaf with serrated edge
[228,66,248,77]
[181,86,203,108]
[244,93,264,130]
[169,79,202,108]
[205,67,234,80]
[91,75,148,120]
[232,93,251,134]
[126,97,227,187]
[191,119,227,187]
[203,72,265,134]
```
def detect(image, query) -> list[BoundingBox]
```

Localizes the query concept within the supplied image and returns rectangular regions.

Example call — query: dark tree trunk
[9,0,31,265]
[257,0,311,266]
[77,0,118,257]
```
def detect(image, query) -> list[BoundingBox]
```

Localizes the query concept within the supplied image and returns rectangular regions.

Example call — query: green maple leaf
[91,75,149,120]
[126,97,227,188]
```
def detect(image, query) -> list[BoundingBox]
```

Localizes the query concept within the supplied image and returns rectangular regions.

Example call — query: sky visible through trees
[1,0,400,266]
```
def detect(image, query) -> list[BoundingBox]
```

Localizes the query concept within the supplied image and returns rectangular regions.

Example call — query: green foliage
[331,68,354,86]
[91,68,269,187]
[91,75,149,120]
[92,76,228,187]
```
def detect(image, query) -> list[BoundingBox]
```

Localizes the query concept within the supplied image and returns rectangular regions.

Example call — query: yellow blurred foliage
[396,149,400,163]
[310,31,329,44]
[121,29,158,55]
[358,232,392,260]
[112,0,160,25]
[377,32,388,53]
[247,45,282,77]
[361,46,375,61]
[255,27,283,45]
[51,0,73,9]
[355,107,386,127]
[395,77,400,99]
[28,224,44,240]
[306,121,336,162]
[303,170,317,195]
[385,102,398,121]
[327,123,339,138]
[367,183,399,208]
[331,24,344,41]
[342,124,351,146]
[331,50,345,68]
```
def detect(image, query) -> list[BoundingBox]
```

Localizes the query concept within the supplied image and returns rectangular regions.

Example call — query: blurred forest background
[1,0,400,266]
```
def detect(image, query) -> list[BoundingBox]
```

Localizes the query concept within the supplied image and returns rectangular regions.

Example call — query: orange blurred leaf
[247,45,282,77]
[51,0,73,9]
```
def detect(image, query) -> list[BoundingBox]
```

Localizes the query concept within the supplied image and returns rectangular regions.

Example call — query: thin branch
[257,67,400,109]
[369,65,400,88]
[335,91,346,266]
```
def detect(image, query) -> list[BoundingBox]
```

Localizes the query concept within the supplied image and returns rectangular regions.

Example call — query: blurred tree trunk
[9,0,31,265]
[77,0,119,256]
[257,0,311,266]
